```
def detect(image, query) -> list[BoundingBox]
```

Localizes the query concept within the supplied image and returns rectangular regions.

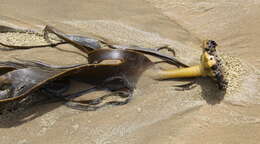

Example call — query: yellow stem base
[156,65,209,80]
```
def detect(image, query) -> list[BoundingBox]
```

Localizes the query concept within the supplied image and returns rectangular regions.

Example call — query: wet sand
[0,0,260,144]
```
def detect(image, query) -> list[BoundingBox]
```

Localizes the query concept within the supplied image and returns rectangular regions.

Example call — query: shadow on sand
[196,77,226,105]
[0,94,64,128]
[0,77,226,128]
[158,77,226,105]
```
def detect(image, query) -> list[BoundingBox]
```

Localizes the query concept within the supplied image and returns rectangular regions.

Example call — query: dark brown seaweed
[0,49,152,110]
[0,25,188,67]
[43,25,101,53]
[0,24,190,111]
[43,25,188,67]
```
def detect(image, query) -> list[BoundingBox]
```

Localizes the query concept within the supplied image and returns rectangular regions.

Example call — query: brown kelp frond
[107,44,188,67]
[69,49,153,91]
[0,61,32,75]
[1,25,187,68]
[14,58,85,69]
[0,67,65,102]
[173,80,197,91]
[64,91,132,111]
[43,25,101,53]
[0,49,152,111]
[34,25,187,67]
[156,45,176,57]
[0,24,191,111]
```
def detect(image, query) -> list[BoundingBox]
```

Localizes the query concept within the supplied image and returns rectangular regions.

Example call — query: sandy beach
[0,0,260,144]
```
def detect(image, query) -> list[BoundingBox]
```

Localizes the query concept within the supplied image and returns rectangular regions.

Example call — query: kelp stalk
[155,40,228,90]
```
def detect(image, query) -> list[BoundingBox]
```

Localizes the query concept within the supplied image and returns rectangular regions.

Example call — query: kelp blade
[0,49,152,103]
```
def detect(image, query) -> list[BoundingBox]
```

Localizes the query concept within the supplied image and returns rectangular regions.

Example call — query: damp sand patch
[0,32,47,46]
[221,54,247,95]
[0,32,61,46]
[0,31,86,65]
